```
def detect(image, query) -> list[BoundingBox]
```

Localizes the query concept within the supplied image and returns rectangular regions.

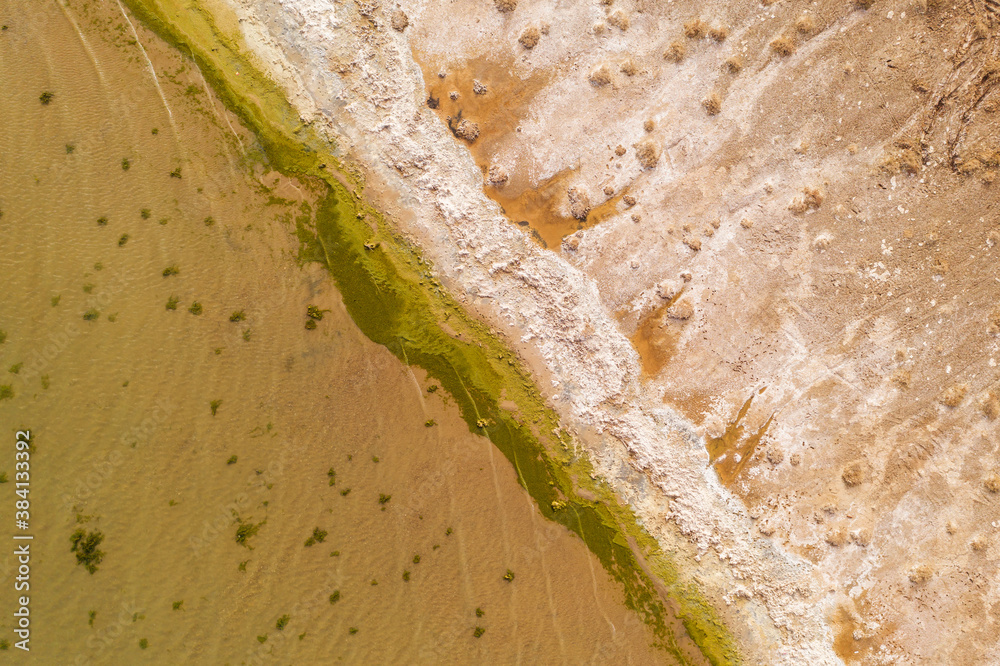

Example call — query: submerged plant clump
[234,518,264,548]
[304,527,327,547]
[70,529,105,573]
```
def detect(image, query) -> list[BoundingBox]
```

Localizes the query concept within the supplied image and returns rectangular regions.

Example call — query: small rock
[487,164,509,187]
[567,187,591,220]
[667,297,694,320]
[454,119,479,141]
[656,280,679,300]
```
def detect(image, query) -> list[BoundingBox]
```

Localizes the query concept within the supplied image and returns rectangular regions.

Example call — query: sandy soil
[207,0,1000,662]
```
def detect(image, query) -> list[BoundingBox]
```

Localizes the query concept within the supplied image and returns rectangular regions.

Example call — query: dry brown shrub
[891,369,911,389]
[608,10,630,31]
[519,26,540,49]
[908,564,933,584]
[795,14,815,33]
[614,145,626,156]
[789,187,823,214]
[684,18,707,39]
[683,237,702,251]
[803,187,824,208]
[850,529,870,547]
[787,198,807,214]
[940,384,967,407]
[494,0,517,12]
[985,474,1000,493]
[983,391,1000,419]
[765,448,784,465]
[665,41,686,62]
[702,92,722,116]
[620,59,638,76]
[959,157,984,175]
[390,10,409,32]
[900,148,922,173]
[825,529,847,547]
[643,119,654,132]
[589,65,612,87]
[770,34,795,56]
[971,536,988,552]
[708,25,728,42]
[853,0,875,9]
[725,56,743,73]
[842,461,866,487]
[635,140,660,169]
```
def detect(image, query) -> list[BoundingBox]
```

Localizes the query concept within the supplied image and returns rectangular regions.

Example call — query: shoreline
[120,0,841,662]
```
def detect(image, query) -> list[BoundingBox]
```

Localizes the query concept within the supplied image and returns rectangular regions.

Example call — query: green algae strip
[120,1,738,662]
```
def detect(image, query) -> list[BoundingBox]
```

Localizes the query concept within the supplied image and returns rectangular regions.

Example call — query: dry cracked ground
[236,0,1000,662]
